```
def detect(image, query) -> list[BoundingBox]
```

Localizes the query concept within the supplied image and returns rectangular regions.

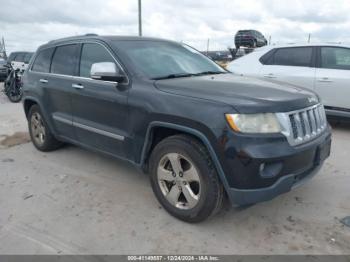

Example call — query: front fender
[139,121,232,198]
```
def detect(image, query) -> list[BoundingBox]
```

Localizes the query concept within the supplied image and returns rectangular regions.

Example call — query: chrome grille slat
[276,104,327,146]
[301,111,311,138]
[294,113,303,139]
[313,108,320,132]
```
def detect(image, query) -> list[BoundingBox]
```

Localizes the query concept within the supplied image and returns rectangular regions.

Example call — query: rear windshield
[7,53,17,62]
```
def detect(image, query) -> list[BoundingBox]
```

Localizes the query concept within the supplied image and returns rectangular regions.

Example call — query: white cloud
[1,0,350,53]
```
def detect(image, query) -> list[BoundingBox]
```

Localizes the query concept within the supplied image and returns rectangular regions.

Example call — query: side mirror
[90,62,126,83]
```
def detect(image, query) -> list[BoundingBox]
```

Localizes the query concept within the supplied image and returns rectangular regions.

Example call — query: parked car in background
[7,51,34,72]
[204,51,232,61]
[228,47,255,60]
[235,30,267,49]
[227,43,350,119]
[22,35,331,222]
[0,58,7,81]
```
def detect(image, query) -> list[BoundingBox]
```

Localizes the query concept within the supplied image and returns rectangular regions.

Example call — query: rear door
[315,46,350,111]
[45,44,79,139]
[260,47,316,90]
[71,42,129,158]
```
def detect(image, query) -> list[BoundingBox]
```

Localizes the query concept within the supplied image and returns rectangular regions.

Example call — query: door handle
[39,79,48,83]
[263,73,276,79]
[317,77,333,83]
[72,83,84,89]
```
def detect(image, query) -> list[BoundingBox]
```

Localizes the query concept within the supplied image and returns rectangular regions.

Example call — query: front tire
[149,135,224,223]
[28,105,63,152]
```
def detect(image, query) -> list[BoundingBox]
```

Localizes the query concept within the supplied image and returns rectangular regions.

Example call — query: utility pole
[138,0,142,36]
[0,37,6,59]
[269,36,271,45]
[206,38,210,55]
[308,33,311,43]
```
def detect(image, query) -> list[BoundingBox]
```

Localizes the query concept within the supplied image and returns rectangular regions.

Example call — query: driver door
[71,42,130,158]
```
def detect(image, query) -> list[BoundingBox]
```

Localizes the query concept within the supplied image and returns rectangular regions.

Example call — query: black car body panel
[22,35,331,207]
[154,74,318,113]
[0,59,7,80]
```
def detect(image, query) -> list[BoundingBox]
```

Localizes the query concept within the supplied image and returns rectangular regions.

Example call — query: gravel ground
[0,83,349,254]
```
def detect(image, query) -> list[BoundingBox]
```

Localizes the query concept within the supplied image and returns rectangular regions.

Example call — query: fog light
[259,162,283,178]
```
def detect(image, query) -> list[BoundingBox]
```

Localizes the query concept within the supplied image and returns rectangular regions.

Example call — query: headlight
[225,113,281,133]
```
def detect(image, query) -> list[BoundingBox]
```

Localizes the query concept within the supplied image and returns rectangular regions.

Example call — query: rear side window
[51,44,78,76]
[259,49,275,65]
[79,43,116,78]
[273,47,312,67]
[32,48,54,73]
[321,47,350,70]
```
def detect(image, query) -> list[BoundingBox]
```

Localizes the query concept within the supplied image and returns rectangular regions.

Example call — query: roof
[8,51,33,54]
[44,34,174,47]
[260,42,350,49]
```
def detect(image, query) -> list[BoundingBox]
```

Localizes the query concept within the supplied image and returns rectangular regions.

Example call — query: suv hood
[154,74,319,113]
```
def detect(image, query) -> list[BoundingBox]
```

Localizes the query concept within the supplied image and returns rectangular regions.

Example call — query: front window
[79,43,117,78]
[112,40,226,79]
[321,47,350,70]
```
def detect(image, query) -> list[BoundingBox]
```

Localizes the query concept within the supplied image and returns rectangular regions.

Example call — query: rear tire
[5,75,22,103]
[28,105,63,152]
[149,135,224,223]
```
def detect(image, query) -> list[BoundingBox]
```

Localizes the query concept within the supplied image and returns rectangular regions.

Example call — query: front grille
[277,104,327,146]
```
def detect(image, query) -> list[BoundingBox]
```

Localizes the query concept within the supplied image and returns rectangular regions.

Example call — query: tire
[149,134,224,223]
[5,77,22,103]
[7,88,22,103]
[28,105,63,152]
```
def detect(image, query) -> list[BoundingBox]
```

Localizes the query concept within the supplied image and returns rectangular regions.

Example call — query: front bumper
[218,126,332,206]
[227,163,323,206]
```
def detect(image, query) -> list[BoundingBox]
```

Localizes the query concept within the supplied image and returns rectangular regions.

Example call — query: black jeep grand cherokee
[22,35,331,222]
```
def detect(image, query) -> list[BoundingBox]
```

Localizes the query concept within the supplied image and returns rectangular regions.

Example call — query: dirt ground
[0,83,349,254]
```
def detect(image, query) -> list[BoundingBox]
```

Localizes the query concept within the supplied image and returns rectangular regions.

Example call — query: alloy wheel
[157,153,201,210]
[31,112,46,146]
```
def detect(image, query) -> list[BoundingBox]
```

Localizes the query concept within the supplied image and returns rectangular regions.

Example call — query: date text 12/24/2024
[127,256,219,261]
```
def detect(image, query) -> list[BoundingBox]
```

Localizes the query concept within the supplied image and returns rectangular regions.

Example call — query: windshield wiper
[152,73,195,80]
[193,71,227,76]
[152,71,227,80]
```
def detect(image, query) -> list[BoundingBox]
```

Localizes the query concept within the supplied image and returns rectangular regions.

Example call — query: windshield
[112,40,226,79]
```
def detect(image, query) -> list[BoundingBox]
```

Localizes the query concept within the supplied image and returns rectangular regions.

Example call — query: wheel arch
[23,96,57,136]
[23,97,38,119]
[139,121,231,193]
